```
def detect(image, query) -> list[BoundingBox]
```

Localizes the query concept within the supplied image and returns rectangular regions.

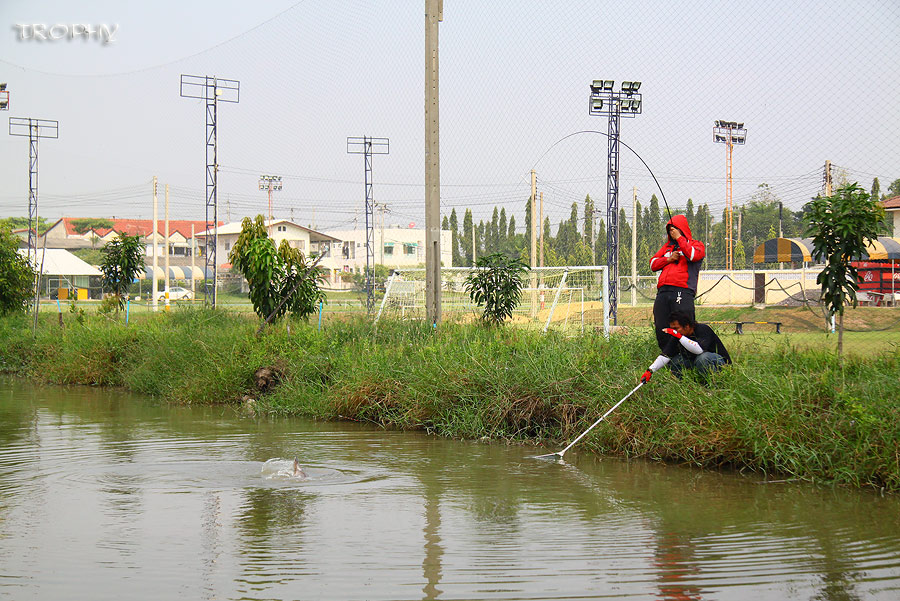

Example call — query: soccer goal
[375,266,610,335]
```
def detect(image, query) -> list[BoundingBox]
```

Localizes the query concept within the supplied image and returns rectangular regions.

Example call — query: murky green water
[1,377,899,600]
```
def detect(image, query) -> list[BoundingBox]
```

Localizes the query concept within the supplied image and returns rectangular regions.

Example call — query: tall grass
[1,310,898,491]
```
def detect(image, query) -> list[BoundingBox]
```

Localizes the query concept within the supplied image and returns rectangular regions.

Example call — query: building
[18,248,102,299]
[883,196,900,237]
[194,219,345,286]
[38,217,213,259]
[324,225,453,274]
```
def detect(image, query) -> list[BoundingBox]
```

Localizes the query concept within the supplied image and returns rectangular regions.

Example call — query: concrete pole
[632,186,637,307]
[190,224,196,299]
[152,176,158,312]
[539,191,544,268]
[424,0,442,325]
[530,169,537,317]
[165,184,170,311]
[825,159,833,196]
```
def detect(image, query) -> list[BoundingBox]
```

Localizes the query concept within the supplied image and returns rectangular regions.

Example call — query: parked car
[156,286,194,301]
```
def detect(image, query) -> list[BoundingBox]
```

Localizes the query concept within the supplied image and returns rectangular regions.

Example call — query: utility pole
[539,191,544,268]
[165,183,170,311]
[824,160,833,196]
[424,0,443,326]
[530,169,538,317]
[190,223,196,299]
[632,186,637,306]
[152,176,158,313]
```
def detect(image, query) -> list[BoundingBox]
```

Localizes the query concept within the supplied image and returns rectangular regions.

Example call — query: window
[297,240,305,250]
[404,243,416,256]
[384,245,394,256]
[277,225,287,232]
[225,242,230,251]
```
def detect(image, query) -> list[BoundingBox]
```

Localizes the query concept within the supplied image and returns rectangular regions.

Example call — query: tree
[886,178,900,198]
[464,252,528,326]
[70,218,114,235]
[583,194,595,244]
[871,177,881,202]
[462,209,474,266]
[229,215,326,325]
[449,208,461,266]
[498,207,508,254]
[0,227,36,316]
[805,183,885,357]
[100,233,145,313]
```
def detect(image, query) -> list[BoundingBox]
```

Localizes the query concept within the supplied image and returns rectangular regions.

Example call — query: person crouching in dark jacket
[640,310,731,384]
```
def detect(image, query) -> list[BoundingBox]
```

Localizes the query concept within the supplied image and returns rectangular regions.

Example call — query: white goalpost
[375,266,610,336]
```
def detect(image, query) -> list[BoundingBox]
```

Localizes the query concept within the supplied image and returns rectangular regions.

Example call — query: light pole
[713,120,747,270]
[258,175,283,235]
[0,83,9,110]
[9,116,58,312]
[588,79,642,323]
[180,74,240,308]
[347,136,390,313]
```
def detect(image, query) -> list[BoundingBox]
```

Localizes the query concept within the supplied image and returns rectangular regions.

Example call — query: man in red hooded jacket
[649,214,705,352]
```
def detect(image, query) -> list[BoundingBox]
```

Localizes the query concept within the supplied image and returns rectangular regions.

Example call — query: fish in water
[292,457,307,479]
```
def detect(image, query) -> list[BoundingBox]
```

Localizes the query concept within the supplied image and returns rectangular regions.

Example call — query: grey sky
[1,0,898,233]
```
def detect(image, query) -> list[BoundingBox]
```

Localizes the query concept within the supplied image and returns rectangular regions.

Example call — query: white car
[156,286,194,301]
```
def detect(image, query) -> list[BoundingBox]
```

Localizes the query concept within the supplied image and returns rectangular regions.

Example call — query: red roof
[882,195,900,210]
[59,217,219,238]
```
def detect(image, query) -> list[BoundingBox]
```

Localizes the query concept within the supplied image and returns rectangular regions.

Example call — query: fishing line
[531,130,674,225]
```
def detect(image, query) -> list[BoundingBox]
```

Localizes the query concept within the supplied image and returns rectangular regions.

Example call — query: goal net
[375,266,610,335]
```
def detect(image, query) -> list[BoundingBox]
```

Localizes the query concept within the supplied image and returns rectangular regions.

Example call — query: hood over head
[666,214,693,240]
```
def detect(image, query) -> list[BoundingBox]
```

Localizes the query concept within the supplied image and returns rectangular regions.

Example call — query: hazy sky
[2,0,898,233]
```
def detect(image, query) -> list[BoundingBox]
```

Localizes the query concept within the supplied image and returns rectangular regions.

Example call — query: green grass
[2,310,899,491]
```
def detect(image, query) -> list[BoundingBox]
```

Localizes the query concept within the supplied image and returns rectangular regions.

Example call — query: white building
[195,219,345,286]
[324,225,453,274]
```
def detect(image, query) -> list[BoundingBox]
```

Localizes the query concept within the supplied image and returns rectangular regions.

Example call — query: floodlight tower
[258,175,283,234]
[8,116,58,269]
[180,74,240,308]
[713,120,747,270]
[347,136,390,313]
[0,83,9,111]
[588,79,642,323]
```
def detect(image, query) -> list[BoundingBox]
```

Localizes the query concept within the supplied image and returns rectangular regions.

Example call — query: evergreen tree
[449,208,461,267]
[583,194,595,244]
[871,177,881,202]
[498,207,508,253]
[523,196,533,261]
[595,219,607,265]
[463,209,474,266]
[686,198,695,225]
[734,239,746,269]
[489,207,499,254]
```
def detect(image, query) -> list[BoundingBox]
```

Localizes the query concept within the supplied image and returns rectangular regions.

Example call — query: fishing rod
[531,130,674,226]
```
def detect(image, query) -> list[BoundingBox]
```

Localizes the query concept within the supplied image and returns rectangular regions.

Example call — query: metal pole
[632,186,637,306]
[425,0,443,326]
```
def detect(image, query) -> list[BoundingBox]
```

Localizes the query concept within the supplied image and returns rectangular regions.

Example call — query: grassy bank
[1,310,898,491]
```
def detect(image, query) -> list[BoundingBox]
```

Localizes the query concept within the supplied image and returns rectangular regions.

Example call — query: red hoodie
[649,214,705,292]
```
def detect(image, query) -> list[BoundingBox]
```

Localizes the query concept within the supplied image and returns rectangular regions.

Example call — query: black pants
[653,286,696,351]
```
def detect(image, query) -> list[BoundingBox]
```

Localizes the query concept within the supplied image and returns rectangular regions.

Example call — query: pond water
[1,377,899,600]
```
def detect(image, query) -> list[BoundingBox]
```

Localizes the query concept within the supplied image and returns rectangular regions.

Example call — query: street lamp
[258,174,283,235]
[180,74,240,308]
[712,119,747,270]
[588,78,643,323]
